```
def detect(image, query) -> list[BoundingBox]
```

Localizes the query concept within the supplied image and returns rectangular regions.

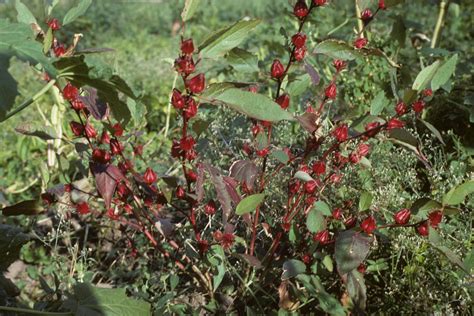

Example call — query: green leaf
[208,88,294,122]
[429,228,469,273]
[15,122,59,140]
[322,255,334,272]
[271,149,289,164]
[385,0,405,7]
[1,199,44,216]
[235,193,265,215]
[62,283,151,316]
[431,54,458,91]
[294,171,313,182]
[442,180,474,205]
[226,48,258,73]
[412,60,441,92]
[410,198,442,217]
[199,19,261,59]
[306,209,326,233]
[390,16,406,47]
[43,27,53,54]
[15,0,37,25]
[181,0,201,21]
[0,56,18,121]
[313,201,332,216]
[347,270,367,311]
[314,40,361,61]
[370,91,390,115]
[335,230,372,274]
[419,118,445,145]
[358,192,373,211]
[63,0,92,25]
[0,224,30,271]
[282,259,306,280]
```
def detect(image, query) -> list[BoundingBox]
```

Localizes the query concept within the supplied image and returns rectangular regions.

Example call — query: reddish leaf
[229,160,258,190]
[203,164,232,225]
[79,87,109,121]
[196,163,205,202]
[223,176,242,204]
[296,112,319,134]
[91,163,124,208]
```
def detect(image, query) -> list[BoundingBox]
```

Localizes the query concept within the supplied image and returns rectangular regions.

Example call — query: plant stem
[354,0,364,38]
[0,306,72,316]
[431,0,448,48]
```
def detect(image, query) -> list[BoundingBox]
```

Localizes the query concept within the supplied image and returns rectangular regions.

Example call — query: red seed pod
[180,38,194,55]
[293,46,307,61]
[110,139,123,155]
[91,148,111,164]
[333,124,348,142]
[47,18,61,31]
[304,180,318,194]
[112,123,124,137]
[118,160,133,174]
[428,210,443,227]
[416,221,429,236]
[174,56,195,75]
[344,216,357,228]
[313,230,330,245]
[394,208,411,225]
[171,89,185,109]
[183,97,198,120]
[333,59,346,72]
[251,124,263,136]
[313,0,327,6]
[242,142,253,156]
[294,0,309,18]
[53,43,65,57]
[143,167,157,185]
[360,216,376,234]
[423,89,433,97]
[180,135,196,151]
[171,140,182,158]
[330,173,342,184]
[261,120,272,128]
[349,152,361,164]
[289,181,301,195]
[365,121,381,137]
[325,83,337,99]
[220,233,235,249]
[256,148,269,157]
[185,74,206,94]
[84,123,97,139]
[357,263,366,274]
[361,9,373,24]
[354,37,368,49]
[41,192,56,205]
[357,143,370,157]
[107,208,120,220]
[387,118,405,129]
[291,32,307,48]
[116,182,131,200]
[378,0,386,10]
[71,99,85,111]
[271,59,285,79]
[186,170,197,182]
[276,93,290,110]
[412,100,425,113]
[204,200,217,215]
[332,208,342,220]
[133,144,143,156]
[302,253,312,264]
[63,83,78,101]
[185,149,197,161]
[312,161,326,175]
[76,202,90,215]
[64,184,72,193]
[395,101,407,116]
[176,186,186,199]
[69,121,84,136]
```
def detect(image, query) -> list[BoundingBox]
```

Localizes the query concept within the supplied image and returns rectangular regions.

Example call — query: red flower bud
[76,202,90,215]
[293,46,307,61]
[313,0,327,6]
[133,144,143,156]
[365,121,381,137]
[387,118,405,129]
[361,9,373,24]
[84,123,97,139]
[378,0,386,10]
[354,37,368,49]
[394,208,411,225]
[428,210,443,227]
[332,208,342,220]
[53,44,65,57]
[109,139,123,155]
[171,140,182,158]
[41,192,56,205]
[344,216,357,228]
[174,56,195,75]
[116,182,131,200]
[91,148,111,164]
[143,167,157,185]
[176,186,186,199]
[349,152,361,164]
[118,160,133,174]
[107,208,120,220]
[357,263,366,274]
[71,100,85,111]
[304,180,318,194]
[361,216,376,234]
[69,121,84,136]
[183,97,198,119]
[412,100,425,113]
[289,181,301,195]
[294,1,309,18]
[186,170,197,182]
[256,148,269,157]
[422,89,433,97]
[171,89,185,109]
[276,93,290,110]
[204,200,217,215]
[312,161,326,175]
[325,83,337,99]
[271,59,285,79]
[220,233,235,249]
[357,143,370,157]
[186,73,206,94]
[333,124,348,142]
[416,221,429,236]
[112,123,124,137]
[302,253,312,264]
[180,38,194,55]
[333,59,346,72]
[180,135,196,151]
[63,83,78,101]
[395,101,407,116]
[47,18,61,31]
[313,230,330,244]
[291,32,307,48]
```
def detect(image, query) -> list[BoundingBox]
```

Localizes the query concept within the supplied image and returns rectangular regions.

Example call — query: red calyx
[394,208,411,225]
[69,121,84,136]
[332,208,342,220]
[204,200,217,215]
[357,143,370,157]
[387,118,405,129]
[416,221,429,236]
[361,9,373,24]
[378,0,386,10]
[47,18,61,31]
[333,124,348,142]
[291,33,307,48]
[186,170,197,182]
[143,167,157,185]
[313,0,327,6]
[294,1,309,19]
[110,139,123,155]
[333,59,346,72]
[100,131,110,145]
[365,121,381,137]
[428,210,443,227]
[312,161,326,175]
[71,100,85,111]
[313,230,330,244]
[276,93,290,110]
[112,123,124,137]
[423,89,433,97]
[344,216,357,228]
[293,46,307,61]
[412,100,425,113]
[91,148,111,164]
[76,202,90,215]
[185,74,206,94]
[180,135,196,151]
[53,43,66,57]
[256,148,269,157]
[354,37,368,49]
[325,83,337,99]
[395,101,407,115]
[360,216,376,234]
[183,97,198,120]
[271,59,285,79]
[180,38,195,55]
[176,186,186,199]
[171,89,185,109]
[63,83,78,101]
[304,180,318,194]
[174,56,195,75]
[84,123,97,139]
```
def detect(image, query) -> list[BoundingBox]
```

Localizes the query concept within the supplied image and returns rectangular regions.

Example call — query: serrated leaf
[412,60,441,92]
[306,209,326,233]
[335,230,372,274]
[358,192,373,211]
[63,0,92,26]
[314,40,361,60]
[199,19,261,59]
[181,0,201,21]
[370,91,390,115]
[442,180,474,205]
[431,54,458,91]
[61,283,151,316]
[15,0,37,25]
[282,259,306,280]
[236,193,265,215]
[208,88,294,122]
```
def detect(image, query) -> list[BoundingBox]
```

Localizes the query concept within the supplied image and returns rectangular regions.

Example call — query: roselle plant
[0,0,473,315]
